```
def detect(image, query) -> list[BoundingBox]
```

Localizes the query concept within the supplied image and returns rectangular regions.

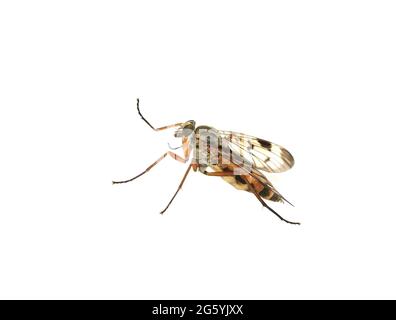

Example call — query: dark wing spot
[258,139,272,149]
[235,175,247,185]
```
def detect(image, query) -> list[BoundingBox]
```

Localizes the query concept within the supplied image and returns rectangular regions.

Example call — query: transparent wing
[219,131,295,173]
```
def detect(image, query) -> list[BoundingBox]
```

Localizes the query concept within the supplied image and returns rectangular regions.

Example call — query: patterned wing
[202,151,292,205]
[219,131,295,173]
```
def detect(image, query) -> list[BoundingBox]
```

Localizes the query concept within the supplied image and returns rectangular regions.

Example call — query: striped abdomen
[209,164,284,203]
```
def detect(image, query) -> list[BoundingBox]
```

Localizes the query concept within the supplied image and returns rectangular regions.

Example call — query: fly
[113,99,299,225]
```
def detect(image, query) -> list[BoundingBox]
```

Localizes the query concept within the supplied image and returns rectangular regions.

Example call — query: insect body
[113,99,299,225]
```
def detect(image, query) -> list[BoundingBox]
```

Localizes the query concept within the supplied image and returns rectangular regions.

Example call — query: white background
[1,1,395,299]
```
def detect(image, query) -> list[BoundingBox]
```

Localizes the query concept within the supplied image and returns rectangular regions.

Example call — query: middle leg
[160,164,193,214]
[112,150,189,185]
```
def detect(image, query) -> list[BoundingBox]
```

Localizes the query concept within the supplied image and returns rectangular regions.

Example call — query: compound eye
[175,126,194,138]
[182,128,194,136]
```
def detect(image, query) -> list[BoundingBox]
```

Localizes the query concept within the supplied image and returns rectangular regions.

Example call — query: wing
[203,150,292,205]
[219,131,295,173]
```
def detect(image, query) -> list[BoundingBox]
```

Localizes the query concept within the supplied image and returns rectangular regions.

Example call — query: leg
[167,151,189,164]
[112,152,168,184]
[201,170,238,176]
[160,164,193,214]
[137,98,183,131]
[165,136,192,163]
[112,150,190,185]
[200,169,299,224]
[242,176,300,225]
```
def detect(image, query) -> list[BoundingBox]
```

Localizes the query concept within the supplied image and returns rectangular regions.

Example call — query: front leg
[168,137,192,163]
